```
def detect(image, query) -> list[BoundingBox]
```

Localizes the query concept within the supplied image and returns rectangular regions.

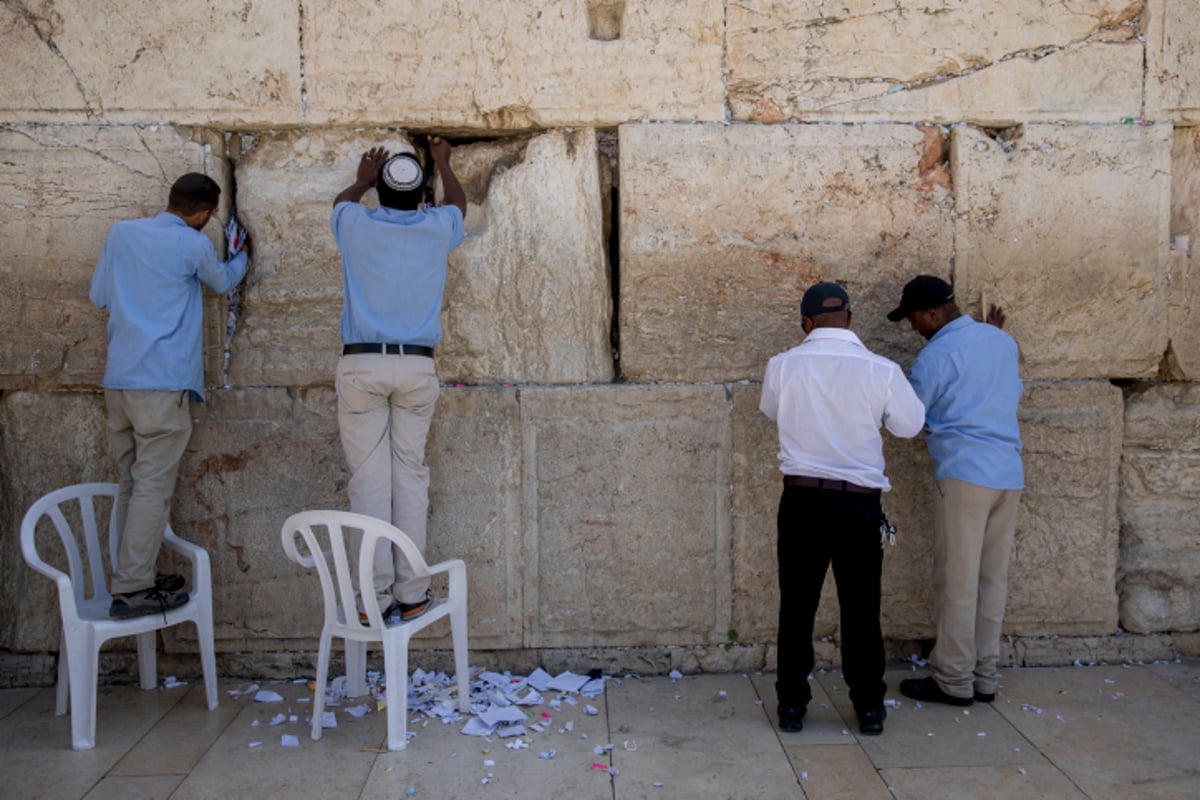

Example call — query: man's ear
[801,316,812,334]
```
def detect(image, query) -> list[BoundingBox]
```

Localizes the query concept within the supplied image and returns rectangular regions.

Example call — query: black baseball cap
[801,281,851,317]
[886,275,954,321]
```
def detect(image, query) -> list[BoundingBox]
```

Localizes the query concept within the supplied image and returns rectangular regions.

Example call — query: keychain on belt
[880,514,897,547]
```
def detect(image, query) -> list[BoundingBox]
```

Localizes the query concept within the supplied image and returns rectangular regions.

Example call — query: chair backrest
[20,483,121,608]
[280,510,433,630]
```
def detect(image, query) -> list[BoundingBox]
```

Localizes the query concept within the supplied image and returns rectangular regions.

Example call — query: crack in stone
[2,0,100,116]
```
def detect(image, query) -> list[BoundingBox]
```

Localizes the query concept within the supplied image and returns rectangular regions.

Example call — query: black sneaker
[777,705,805,732]
[858,707,886,736]
[110,587,189,620]
[155,573,186,593]
[974,690,996,703]
[899,676,974,707]
[398,591,433,622]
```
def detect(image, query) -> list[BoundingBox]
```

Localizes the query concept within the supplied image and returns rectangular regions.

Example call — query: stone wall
[2,0,1199,678]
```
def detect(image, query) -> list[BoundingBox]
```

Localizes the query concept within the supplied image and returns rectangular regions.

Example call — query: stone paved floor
[2,660,1199,799]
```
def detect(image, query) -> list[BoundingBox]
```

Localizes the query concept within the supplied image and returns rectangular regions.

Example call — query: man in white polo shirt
[331,137,466,623]
[760,281,925,735]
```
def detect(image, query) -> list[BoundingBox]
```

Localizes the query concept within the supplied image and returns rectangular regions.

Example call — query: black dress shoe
[858,707,886,736]
[899,676,974,706]
[974,690,996,703]
[778,705,805,732]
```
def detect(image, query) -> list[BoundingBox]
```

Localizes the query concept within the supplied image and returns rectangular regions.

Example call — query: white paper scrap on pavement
[513,688,543,706]
[547,672,590,693]
[478,705,528,727]
[585,704,599,716]
[526,668,554,692]
[269,713,287,726]
[581,678,606,697]
[479,671,511,688]
[322,711,337,729]
[254,690,285,703]
[461,717,497,737]
[281,734,300,747]
[497,724,527,738]
[669,669,683,681]
[345,704,371,718]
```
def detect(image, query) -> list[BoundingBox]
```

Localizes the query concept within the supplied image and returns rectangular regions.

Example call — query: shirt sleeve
[882,364,926,438]
[194,237,249,294]
[759,358,780,421]
[436,204,465,249]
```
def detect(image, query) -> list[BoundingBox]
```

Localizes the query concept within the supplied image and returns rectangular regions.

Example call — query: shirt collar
[930,314,973,343]
[802,327,865,348]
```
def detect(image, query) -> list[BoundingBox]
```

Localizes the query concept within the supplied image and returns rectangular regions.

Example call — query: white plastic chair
[19,482,218,750]
[280,510,469,751]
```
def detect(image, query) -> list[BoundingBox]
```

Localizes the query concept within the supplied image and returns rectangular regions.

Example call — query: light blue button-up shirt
[909,315,1024,490]
[331,203,465,346]
[89,212,248,400]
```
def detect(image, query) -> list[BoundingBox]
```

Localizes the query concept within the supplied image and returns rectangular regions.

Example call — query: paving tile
[169,681,384,800]
[358,682,613,800]
[0,685,184,799]
[991,665,1200,799]
[817,669,1048,769]
[749,671,859,745]
[109,682,241,775]
[81,774,183,800]
[0,687,38,721]
[880,765,1088,799]
[786,744,893,799]
[602,674,799,799]
[1146,658,1200,704]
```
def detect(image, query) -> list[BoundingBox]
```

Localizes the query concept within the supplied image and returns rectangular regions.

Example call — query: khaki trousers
[930,477,1022,699]
[336,353,438,610]
[105,389,193,595]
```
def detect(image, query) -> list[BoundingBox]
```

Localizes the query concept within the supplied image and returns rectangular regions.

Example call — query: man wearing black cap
[887,275,1023,707]
[760,281,925,735]
[331,138,467,623]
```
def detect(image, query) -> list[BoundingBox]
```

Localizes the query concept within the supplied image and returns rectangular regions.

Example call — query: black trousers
[776,484,886,713]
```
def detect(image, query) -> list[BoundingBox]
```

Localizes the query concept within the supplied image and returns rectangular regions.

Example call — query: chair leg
[383,633,410,751]
[56,628,69,716]
[345,638,367,698]
[312,630,333,742]
[451,603,470,714]
[66,630,99,751]
[196,607,219,711]
[136,631,157,691]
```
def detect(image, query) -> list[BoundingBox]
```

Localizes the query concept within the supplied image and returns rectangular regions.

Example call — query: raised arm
[334,146,390,207]
[430,136,467,220]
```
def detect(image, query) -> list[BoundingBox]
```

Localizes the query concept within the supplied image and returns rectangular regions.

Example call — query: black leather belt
[342,343,434,358]
[784,475,881,495]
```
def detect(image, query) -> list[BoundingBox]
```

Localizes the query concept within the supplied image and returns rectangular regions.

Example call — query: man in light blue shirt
[90,173,248,618]
[331,138,465,624]
[887,275,1023,707]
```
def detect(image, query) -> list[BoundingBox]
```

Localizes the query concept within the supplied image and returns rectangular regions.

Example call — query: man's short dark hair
[168,173,221,216]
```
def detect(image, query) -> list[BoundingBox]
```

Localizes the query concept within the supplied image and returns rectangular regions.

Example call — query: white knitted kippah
[380,154,424,192]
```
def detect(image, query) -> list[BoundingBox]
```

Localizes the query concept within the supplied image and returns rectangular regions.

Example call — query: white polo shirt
[759,327,925,490]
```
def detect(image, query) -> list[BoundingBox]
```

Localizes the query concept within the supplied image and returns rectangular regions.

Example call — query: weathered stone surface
[301,0,724,129]
[1146,0,1200,123]
[520,385,732,647]
[0,124,229,390]
[231,129,612,387]
[953,124,1172,380]
[0,391,109,651]
[733,380,1122,644]
[728,1,1143,124]
[0,1,301,126]
[1119,384,1200,633]
[1166,128,1200,379]
[619,123,953,383]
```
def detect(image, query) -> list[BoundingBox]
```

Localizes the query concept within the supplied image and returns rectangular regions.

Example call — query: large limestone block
[521,385,732,647]
[0,1,301,126]
[164,386,525,652]
[619,123,953,383]
[0,391,109,652]
[953,124,1172,380]
[1146,0,1200,123]
[732,380,1121,644]
[1119,384,1200,633]
[231,129,612,387]
[301,0,724,129]
[0,124,230,391]
[728,1,1143,124]
[1166,128,1200,379]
